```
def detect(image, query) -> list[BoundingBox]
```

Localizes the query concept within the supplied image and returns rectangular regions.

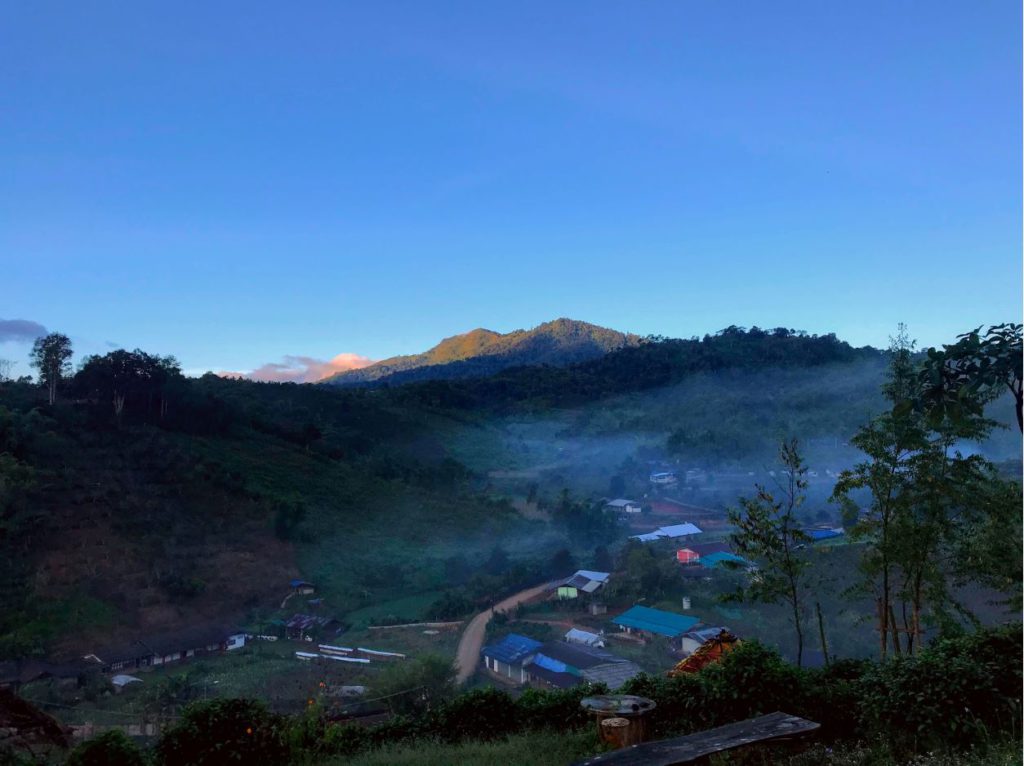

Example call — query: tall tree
[29,333,73,405]
[916,323,1023,432]
[833,325,1014,657]
[727,439,812,666]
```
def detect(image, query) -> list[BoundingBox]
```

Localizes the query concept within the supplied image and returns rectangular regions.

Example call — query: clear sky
[2,2,1020,379]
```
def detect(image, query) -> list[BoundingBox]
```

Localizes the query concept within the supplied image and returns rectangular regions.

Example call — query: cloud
[0,319,47,343]
[219,353,374,383]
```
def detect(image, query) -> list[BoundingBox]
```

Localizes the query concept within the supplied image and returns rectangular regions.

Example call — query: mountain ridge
[322,318,642,387]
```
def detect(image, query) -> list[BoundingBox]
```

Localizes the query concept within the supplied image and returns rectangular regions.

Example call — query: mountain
[321,318,642,387]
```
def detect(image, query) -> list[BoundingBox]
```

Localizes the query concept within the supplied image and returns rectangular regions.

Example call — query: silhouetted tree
[30,332,73,405]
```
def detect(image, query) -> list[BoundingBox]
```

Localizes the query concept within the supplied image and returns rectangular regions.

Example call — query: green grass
[325,728,602,766]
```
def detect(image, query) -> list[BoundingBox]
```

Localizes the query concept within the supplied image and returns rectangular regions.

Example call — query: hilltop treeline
[389,326,879,411]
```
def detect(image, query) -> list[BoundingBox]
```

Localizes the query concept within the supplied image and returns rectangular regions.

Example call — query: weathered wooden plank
[573,711,819,766]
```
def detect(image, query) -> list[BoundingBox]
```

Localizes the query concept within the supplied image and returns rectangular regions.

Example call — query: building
[92,624,245,673]
[556,570,611,599]
[699,552,750,569]
[687,541,733,557]
[802,527,844,542]
[564,628,604,648]
[669,630,740,675]
[630,522,703,543]
[612,605,701,645]
[649,471,678,485]
[679,626,731,656]
[524,641,642,691]
[285,614,342,641]
[481,634,543,683]
[676,548,699,564]
[290,580,316,595]
[605,498,642,514]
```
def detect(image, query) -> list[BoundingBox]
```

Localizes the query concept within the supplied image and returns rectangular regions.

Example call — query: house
[290,580,316,595]
[285,614,342,641]
[699,552,750,569]
[669,629,740,675]
[480,634,543,683]
[649,471,678,485]
[630,522,703,542]
[524,641,642,691]
[679,626,731,656]
[605,498,642,514]
[588,602,608,616]
[93,623,243,673]
[676,548,699,564]
[687,541,733,557]
[556,570,611,599]
[565,628,604,648]
[612,605,701,645]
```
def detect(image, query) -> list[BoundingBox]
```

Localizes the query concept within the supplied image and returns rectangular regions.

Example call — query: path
[454,581,552,684]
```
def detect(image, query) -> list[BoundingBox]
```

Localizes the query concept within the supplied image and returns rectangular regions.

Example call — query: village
[0,464,850,743]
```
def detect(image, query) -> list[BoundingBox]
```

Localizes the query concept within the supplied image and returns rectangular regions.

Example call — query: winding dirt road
[454,581,552,684]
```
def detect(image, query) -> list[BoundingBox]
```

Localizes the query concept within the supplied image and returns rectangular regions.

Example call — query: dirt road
[454,581,552,684]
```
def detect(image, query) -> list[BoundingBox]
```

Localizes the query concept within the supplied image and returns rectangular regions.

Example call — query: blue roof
[612,606,700,638]
[481,633,542,665]
[805,528,843,541]
[700,552,749,569]
[532,653,578,675]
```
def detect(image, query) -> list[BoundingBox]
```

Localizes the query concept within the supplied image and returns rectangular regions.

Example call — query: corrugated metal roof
[525,662,580,689]
[700,552,749,569]
[580,661,644,689]
[532,653,576,675]
[564,628,603,646]
[534,641,624,670]
[574,570,611,583]
[612,606,700,637]
[657,523,703,537]
[481,633,542,665]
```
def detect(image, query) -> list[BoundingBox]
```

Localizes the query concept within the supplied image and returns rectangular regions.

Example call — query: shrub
[154,698,289,766]
[66,730,146,766]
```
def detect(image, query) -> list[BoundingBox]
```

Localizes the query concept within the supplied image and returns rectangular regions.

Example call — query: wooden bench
[573,711,819,766]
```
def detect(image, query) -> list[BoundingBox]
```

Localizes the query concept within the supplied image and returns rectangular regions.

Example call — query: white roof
[631,532,664,542]
[565,628,603,645]
[574,570,611,583]
[657,523,703,537]
[630,523,703,542]
[606,498,639,507]
[111,674,142,687]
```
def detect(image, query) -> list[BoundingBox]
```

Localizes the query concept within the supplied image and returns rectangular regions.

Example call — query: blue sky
[1,1,1020,378]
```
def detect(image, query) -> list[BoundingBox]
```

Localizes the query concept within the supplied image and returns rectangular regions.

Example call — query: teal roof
[701,552,749,568]
[612,605,700,637]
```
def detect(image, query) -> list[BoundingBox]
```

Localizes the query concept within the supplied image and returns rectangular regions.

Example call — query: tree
[727,439,812,666]
[548,548,576,578]
[484,545,510,576]
[373,654,455,716]
[591,545,614,572]
[833,325,1014,657]
[0,358,12,383]
[29,332,73,405]
[75,349,182,425]
[915,323,1023,432]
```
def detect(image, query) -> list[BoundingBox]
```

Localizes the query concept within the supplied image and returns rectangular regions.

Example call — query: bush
[154,698,289,766]
[66,730,146,766]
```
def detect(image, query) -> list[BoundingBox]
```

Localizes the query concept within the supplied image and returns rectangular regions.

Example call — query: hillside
[322,318,641,386]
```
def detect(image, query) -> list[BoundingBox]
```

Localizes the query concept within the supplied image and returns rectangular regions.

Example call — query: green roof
[700,551,749,568]
[612,605,700,637]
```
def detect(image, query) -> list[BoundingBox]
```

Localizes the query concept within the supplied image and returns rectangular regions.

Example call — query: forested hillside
[1,326,1018,664]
